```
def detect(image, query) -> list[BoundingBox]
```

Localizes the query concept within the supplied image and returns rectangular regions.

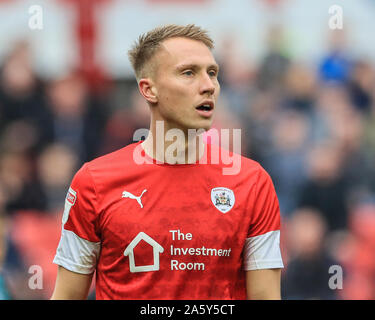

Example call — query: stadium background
[0,0,375,299]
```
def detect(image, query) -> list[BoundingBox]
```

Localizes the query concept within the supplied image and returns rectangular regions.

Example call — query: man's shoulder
[82,142,141,175]
[90,142,139,164]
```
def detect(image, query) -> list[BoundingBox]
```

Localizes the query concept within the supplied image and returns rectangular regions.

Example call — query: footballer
[51,24,283,300]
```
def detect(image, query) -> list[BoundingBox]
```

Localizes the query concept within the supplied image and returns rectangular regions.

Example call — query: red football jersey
[53,141,283,299]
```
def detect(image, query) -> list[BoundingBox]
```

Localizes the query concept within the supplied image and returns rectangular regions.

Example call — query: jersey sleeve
[243,166,284,271]
[53,163,101,274]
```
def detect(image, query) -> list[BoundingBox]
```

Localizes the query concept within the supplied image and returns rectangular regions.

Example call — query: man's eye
[208,70,218,77]
[183,70,194,76]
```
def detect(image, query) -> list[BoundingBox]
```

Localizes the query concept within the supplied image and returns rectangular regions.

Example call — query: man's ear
[138,79,158,104]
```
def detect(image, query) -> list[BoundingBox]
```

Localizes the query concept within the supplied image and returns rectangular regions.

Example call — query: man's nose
[199,73,216,95]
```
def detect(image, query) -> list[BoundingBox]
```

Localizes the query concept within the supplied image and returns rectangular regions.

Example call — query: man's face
[150,37,220,132]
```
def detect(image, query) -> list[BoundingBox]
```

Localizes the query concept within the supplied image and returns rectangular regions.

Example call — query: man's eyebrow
[176,63,219,72]
[175,63,198,71]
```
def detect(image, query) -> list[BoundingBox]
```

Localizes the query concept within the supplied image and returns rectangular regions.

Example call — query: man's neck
[141,121,206,164]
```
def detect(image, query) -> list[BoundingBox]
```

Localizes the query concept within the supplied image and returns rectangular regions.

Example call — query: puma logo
[122,189,147,208]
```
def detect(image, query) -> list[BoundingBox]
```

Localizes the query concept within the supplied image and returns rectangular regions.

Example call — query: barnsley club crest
[211,187,235,213]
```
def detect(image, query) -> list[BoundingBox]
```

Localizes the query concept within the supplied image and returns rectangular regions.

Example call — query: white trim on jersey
[243,230,284,270]
[53,228,101,274]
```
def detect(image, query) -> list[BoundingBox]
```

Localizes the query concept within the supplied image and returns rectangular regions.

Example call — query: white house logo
[124,232,164,273]
[122,189,147,208]
[211,187,235,213]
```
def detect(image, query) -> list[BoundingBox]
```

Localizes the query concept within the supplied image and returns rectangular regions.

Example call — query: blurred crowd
[0,25,375,300]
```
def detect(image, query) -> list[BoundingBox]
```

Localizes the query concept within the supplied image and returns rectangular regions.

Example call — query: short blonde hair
[128,24,214,80]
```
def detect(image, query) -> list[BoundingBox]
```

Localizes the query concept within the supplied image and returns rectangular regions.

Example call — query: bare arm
[51,266,94,300]
[246,268,282,300]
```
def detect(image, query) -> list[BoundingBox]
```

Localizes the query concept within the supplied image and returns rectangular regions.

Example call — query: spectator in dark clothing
[0,41,48,152]
[298,142,350,231]
[41,72,108,163]
[282,63,317,114]
[348,60,374,114]
[282,208,340,300]
[0,151,46,214]
[263,109,310,216]
[256,24,290,91]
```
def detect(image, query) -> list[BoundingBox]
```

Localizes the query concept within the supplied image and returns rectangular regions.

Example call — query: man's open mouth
[196,105,212,111]
[196,101,214,112]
